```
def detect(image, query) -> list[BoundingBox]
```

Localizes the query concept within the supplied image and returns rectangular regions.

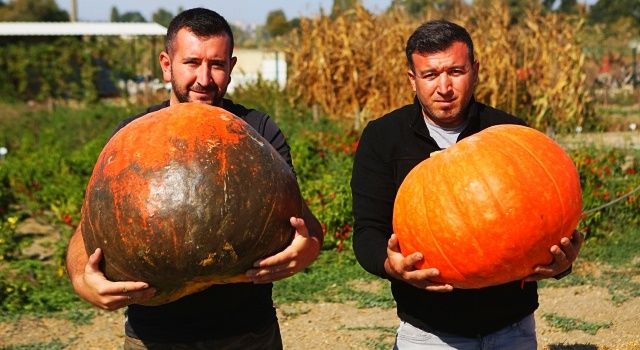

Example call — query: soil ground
[1,280,639,349]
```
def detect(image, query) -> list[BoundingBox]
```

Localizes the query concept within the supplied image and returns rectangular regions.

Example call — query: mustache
[190,83,215,93]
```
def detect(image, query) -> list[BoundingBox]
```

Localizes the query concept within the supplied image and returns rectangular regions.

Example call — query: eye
[422,73,437,80]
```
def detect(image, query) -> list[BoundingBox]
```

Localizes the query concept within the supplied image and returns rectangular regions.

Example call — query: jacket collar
[409,96,481,141]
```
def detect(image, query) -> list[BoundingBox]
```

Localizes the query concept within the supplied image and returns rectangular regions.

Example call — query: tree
[558,0,579,14]
[541,0,579,13]
[0,0,69,21]
[589,0,640,26]
[109,6,146,22]
[117,11,146,22]
[110,6,119,22]
[265,9,290,38]
[152,8,173,27]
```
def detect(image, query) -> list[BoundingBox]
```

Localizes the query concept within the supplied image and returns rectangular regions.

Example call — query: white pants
[394,314,537,350]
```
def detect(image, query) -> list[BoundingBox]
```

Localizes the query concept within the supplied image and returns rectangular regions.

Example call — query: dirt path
[1,284,638,349]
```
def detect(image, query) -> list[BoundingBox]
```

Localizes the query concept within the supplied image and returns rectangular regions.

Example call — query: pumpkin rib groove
[437,152,479,281]
[477,134,529,270]
[498,130,569,238]
[423,159,465,281]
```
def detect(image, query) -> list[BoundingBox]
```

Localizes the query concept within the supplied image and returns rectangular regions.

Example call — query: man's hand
[72,248,156,311]
[525,230,584,282]
[384,234,453,292]
[246,217,321,284]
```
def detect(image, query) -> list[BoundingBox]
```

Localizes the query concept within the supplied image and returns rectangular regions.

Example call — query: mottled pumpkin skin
[81,103,302,305]
[393,125,582,289]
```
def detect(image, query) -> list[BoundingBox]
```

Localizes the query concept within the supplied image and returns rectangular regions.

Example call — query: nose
[437,73,452,94]
[196,64,212,87]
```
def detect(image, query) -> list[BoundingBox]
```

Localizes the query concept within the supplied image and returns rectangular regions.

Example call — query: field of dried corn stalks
[285,0,593,133]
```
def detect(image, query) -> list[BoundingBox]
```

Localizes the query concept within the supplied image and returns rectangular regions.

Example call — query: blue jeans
[394,314,537,350]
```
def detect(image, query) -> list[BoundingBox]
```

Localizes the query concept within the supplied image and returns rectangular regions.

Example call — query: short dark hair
[165,8,234,56]
[405,20,475,71]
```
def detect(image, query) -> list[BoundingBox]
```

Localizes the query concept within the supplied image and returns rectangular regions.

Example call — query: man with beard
[66,8,323,349]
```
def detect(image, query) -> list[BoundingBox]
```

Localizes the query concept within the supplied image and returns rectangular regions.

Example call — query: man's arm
[66,224,155,310]
[351,122,452,292]
[246,201,323,283]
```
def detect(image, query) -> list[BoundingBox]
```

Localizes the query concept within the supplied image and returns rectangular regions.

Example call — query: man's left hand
[246,217,321,284]
[525,230,584,281]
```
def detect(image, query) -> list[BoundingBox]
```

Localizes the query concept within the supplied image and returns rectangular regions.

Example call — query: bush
[572,146,639,238]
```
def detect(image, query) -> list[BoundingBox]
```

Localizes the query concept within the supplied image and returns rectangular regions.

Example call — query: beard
[170,74,225,106]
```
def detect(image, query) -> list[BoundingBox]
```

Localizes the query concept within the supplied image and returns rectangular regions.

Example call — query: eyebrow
[418,64,469,74]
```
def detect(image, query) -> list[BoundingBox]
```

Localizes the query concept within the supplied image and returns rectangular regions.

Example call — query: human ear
[159,51,172,83]
[407,69,417,92]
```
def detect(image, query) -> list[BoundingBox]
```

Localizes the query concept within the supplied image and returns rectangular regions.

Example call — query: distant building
[229,49,286,92]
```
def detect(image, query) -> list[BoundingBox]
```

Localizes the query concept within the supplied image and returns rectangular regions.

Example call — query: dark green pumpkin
[81,102,301,305]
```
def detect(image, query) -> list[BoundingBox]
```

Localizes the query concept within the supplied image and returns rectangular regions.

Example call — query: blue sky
[54,0,393,25]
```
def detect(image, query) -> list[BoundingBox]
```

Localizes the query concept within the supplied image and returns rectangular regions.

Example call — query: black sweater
[350,97,537,337]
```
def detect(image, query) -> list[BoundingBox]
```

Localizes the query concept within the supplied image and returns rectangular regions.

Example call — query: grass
[0,340,65,350]
[539,224,640,304]
[542,313,612,335]
[273,249,395,308]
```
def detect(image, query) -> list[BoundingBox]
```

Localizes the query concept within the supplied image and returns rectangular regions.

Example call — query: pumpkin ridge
[424,159,465,282]
[464,144,505,257]
[472,132,530,278]
[497,128,569,239]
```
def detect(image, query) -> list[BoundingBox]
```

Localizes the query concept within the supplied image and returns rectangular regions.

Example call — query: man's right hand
[384,234,453,292]
[72,248,156,311]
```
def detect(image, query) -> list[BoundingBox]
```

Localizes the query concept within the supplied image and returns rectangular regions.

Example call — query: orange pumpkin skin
[81,103,302,305]
[392,124,582,289]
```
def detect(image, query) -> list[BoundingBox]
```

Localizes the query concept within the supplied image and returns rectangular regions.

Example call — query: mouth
[189,89,216,101]
[191,89,212,95]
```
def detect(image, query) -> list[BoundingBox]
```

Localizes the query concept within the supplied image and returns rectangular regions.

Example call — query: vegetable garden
[1,1,639,348]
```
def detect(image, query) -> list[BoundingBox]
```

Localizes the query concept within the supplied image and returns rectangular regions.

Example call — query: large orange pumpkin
[81,103,302,305]
[393,124,582,289]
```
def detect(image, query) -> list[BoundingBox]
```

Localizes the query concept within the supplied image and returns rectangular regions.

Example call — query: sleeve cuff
[553,265,572,280]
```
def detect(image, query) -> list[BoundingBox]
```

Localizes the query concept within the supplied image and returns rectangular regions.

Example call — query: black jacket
[351,97,537,337]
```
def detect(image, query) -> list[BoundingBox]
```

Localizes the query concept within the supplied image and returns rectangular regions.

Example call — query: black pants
[123,321,283,350]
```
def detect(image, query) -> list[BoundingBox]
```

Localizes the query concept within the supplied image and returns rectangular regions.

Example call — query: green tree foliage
[265,9,290,38]
[110,6,119,22]
[589,0,640,26]
[117,11,146,22]
[152,8,173,27]
[557,0,579,14]
[109,6,146,22]
[0,0,68,21]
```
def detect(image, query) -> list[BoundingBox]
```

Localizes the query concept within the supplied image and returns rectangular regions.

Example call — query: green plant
[0,340,65,350]
[572,146,639,238]
[0,216,21,260]
[542,312,612,335]
[273,249,394,308]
